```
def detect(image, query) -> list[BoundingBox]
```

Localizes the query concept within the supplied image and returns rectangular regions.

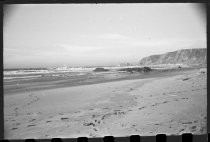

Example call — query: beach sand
[4,68,207,139]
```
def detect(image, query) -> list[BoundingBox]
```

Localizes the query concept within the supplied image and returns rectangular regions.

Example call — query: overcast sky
[4,3,206,68]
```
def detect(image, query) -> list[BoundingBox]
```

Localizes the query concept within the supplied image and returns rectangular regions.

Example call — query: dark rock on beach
[93,68,109,72]
[118,67,152,73]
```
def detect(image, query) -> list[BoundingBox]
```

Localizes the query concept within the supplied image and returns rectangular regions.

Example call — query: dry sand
[4,68,207,139]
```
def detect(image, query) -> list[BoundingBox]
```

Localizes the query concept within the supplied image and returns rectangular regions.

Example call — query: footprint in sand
[121,123,126,127]
[179,128,185,132]
[93,128,98,131]
[44,134,49,137]
[27,124,36,127]
[128,88,134,92]
[61,117,69,121]
[101,113,112,120]
[182,78,190,81]
[174,99,179,101]
[103,107,109,110]
[162,101,169,104]
[83,122,95,127]
[138,106,146,110]
[29,119,36,122]
[191,126,197,130]
[181,97,188,100]
[94,119,101,124]
[11,127,18,130]
[193,120,198,123]
[182,121,193,125]
[152,103,160,107]
[132,124,136,127]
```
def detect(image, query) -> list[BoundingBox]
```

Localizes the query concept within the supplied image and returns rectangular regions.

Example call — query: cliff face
[139,48,207,66]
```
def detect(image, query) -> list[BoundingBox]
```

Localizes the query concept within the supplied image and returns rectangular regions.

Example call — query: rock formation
[139,48,206,66]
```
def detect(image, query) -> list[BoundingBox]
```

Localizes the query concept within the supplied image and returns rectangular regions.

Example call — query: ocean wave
[3,68,95,76]
[4,75,42,80]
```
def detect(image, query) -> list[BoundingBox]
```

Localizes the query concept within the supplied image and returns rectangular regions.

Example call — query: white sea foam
[4,75,42,80]
[4,70,49,75]
[4,64,186,77]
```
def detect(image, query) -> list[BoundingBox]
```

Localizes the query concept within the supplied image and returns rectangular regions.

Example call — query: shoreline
[4,68,198,95]
[4,68,207,139]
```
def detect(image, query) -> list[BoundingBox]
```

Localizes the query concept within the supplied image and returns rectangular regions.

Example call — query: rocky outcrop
[118,67,152,73]
[139,48,206,66]
[93,68,109,72]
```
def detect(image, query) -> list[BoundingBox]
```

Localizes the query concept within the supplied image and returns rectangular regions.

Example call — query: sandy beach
[4,68,207,139]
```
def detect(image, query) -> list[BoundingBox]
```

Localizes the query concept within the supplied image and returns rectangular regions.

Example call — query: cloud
[80,33,130,41]
[97,33,129,40]
[78,33,202,49]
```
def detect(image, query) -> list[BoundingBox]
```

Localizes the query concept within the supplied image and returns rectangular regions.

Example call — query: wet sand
[4,68,195,95]
[4,68,207,139]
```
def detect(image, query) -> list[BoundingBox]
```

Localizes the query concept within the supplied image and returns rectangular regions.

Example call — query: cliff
[139,48,207,66]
